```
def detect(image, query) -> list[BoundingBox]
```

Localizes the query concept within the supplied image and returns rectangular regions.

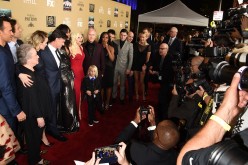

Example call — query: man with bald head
[149,43,174,121]
[163,27,182,61]
[115,106,179,165]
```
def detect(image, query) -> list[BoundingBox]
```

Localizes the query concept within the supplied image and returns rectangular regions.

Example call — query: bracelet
[203,93,208,100]
[210,115,231,131]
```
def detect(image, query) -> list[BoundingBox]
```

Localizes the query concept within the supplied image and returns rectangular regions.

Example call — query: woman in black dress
[16,44,49,165]
[55,24,79,132]
[98,32,115,110]
[132,32,151,101]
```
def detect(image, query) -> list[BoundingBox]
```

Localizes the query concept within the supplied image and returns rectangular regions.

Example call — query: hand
[196,86,205,97]
[126,69,130,75]
[115,142,129,165]
[172,85,178,95]
[19,73,33,87]
[129,71,133,76]
[37,117,45,128]
[86,90,92,96]
[133,107,146,124]
[142,64,147,72]
[85,152,101,165]
[17,111,26,122]
[147,106,156,126]
[94,90,99,94]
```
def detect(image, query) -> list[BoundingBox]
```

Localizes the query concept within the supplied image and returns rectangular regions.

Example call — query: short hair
[9,18,17,33]
[120,28,128,34]
[0,16,11,31]
[87,65,98,77]
[17,44,34,65]
[48,29,67,42]
[107,29,116,35]
[28,30,48,50]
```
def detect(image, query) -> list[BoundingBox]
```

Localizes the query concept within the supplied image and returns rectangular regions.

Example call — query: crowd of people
[1,13,248,165]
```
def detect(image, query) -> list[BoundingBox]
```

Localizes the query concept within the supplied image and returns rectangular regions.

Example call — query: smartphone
[94,144,121,164]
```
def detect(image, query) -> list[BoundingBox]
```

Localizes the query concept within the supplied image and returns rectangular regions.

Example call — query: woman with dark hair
[55,24,79,132]
[16,44,50,165]
[98,32,115,110]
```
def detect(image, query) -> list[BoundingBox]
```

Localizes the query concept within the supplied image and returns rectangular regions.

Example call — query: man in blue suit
[39,29,67,141]
[0,16,26,132]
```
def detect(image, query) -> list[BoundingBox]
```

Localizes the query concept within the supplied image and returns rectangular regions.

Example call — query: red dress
[70,47,85,118]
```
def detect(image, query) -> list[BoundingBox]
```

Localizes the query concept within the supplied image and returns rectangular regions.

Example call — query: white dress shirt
[48,44,60,68]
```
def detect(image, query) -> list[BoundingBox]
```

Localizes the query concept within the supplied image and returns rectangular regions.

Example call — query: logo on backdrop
[47,0,55,7]
[99,6,104,14]
[114,8,118,17]
[25,14,37,27]
[120,10,124,17]
[46,16,56,27]
[120,21,123,28]
[63,0,72,11]
[62,17,71,26]
[107,20,111,28]
[89,4,95,13]
[0,9,11,17]
[125,21,128,29]
[107,8,111,15]
[114,21,117,28]
[23,0,36,4]
[126,11,129,18]
[99,19,103,27]
[77,18,83,27]
[88,16,94,28]
[77,1,84,11]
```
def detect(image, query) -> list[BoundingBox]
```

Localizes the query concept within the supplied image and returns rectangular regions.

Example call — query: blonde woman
[70,33,85,120]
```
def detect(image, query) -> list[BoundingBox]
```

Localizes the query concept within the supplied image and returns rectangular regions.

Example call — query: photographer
[177,73,248,165]
[115,106,180,165]
[85,142,129,165]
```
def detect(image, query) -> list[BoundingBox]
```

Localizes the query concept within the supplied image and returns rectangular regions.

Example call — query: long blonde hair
[70,33,84,58]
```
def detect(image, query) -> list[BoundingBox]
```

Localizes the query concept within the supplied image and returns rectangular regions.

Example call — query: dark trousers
[47,92,60,136]
[23,117,43,165]
[127,75,134,101]
[87,94,101,123]
[157,83,173,121]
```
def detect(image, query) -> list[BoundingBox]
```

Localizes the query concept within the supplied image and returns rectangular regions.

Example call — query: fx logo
[47,0,55,7]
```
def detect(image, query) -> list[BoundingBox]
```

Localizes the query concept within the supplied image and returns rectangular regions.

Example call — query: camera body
[139,106,151,116]
[185,79,213,95]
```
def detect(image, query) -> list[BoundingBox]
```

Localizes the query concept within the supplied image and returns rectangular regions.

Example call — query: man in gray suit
[112,29,133,104]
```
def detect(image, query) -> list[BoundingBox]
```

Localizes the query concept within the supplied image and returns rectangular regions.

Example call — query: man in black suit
[40,29,67,141]
[149,43,174,121]
[163,27,182,61]
[115,106,179,165]
[0,16,26,132]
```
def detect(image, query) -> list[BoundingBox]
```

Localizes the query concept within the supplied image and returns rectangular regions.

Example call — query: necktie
[55,49,61,61]
[168,38,173,46]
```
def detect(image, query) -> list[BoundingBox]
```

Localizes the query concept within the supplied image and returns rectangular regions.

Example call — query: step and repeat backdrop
[0,0,131,40]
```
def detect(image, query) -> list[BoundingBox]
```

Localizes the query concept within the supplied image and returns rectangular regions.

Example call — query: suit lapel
[46,46,59,68]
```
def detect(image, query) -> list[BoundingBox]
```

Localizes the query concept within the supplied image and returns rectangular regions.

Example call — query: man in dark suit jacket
[39,29,67,141]
[115,106,179,165]
[149,43,174,121]
[163,27,182,61]
[0,16,26,133]
[82,28,105,77]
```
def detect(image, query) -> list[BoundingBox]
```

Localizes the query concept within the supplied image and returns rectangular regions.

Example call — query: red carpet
[16,83,160,165]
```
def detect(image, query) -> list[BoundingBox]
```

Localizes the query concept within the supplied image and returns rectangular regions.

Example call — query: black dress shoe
[54,134,67,141]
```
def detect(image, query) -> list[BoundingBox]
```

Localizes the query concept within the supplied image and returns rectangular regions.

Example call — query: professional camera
[199,58,248,91]
[139,106,150,116]
[185,79,214,95]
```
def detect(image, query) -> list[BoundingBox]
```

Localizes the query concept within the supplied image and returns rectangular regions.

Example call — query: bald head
[127,31,134,43]
[153,120,180,150]
[159,43,169,57]
[191,56,204,74]
[169,27,178,38]
[87,27,97,43]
